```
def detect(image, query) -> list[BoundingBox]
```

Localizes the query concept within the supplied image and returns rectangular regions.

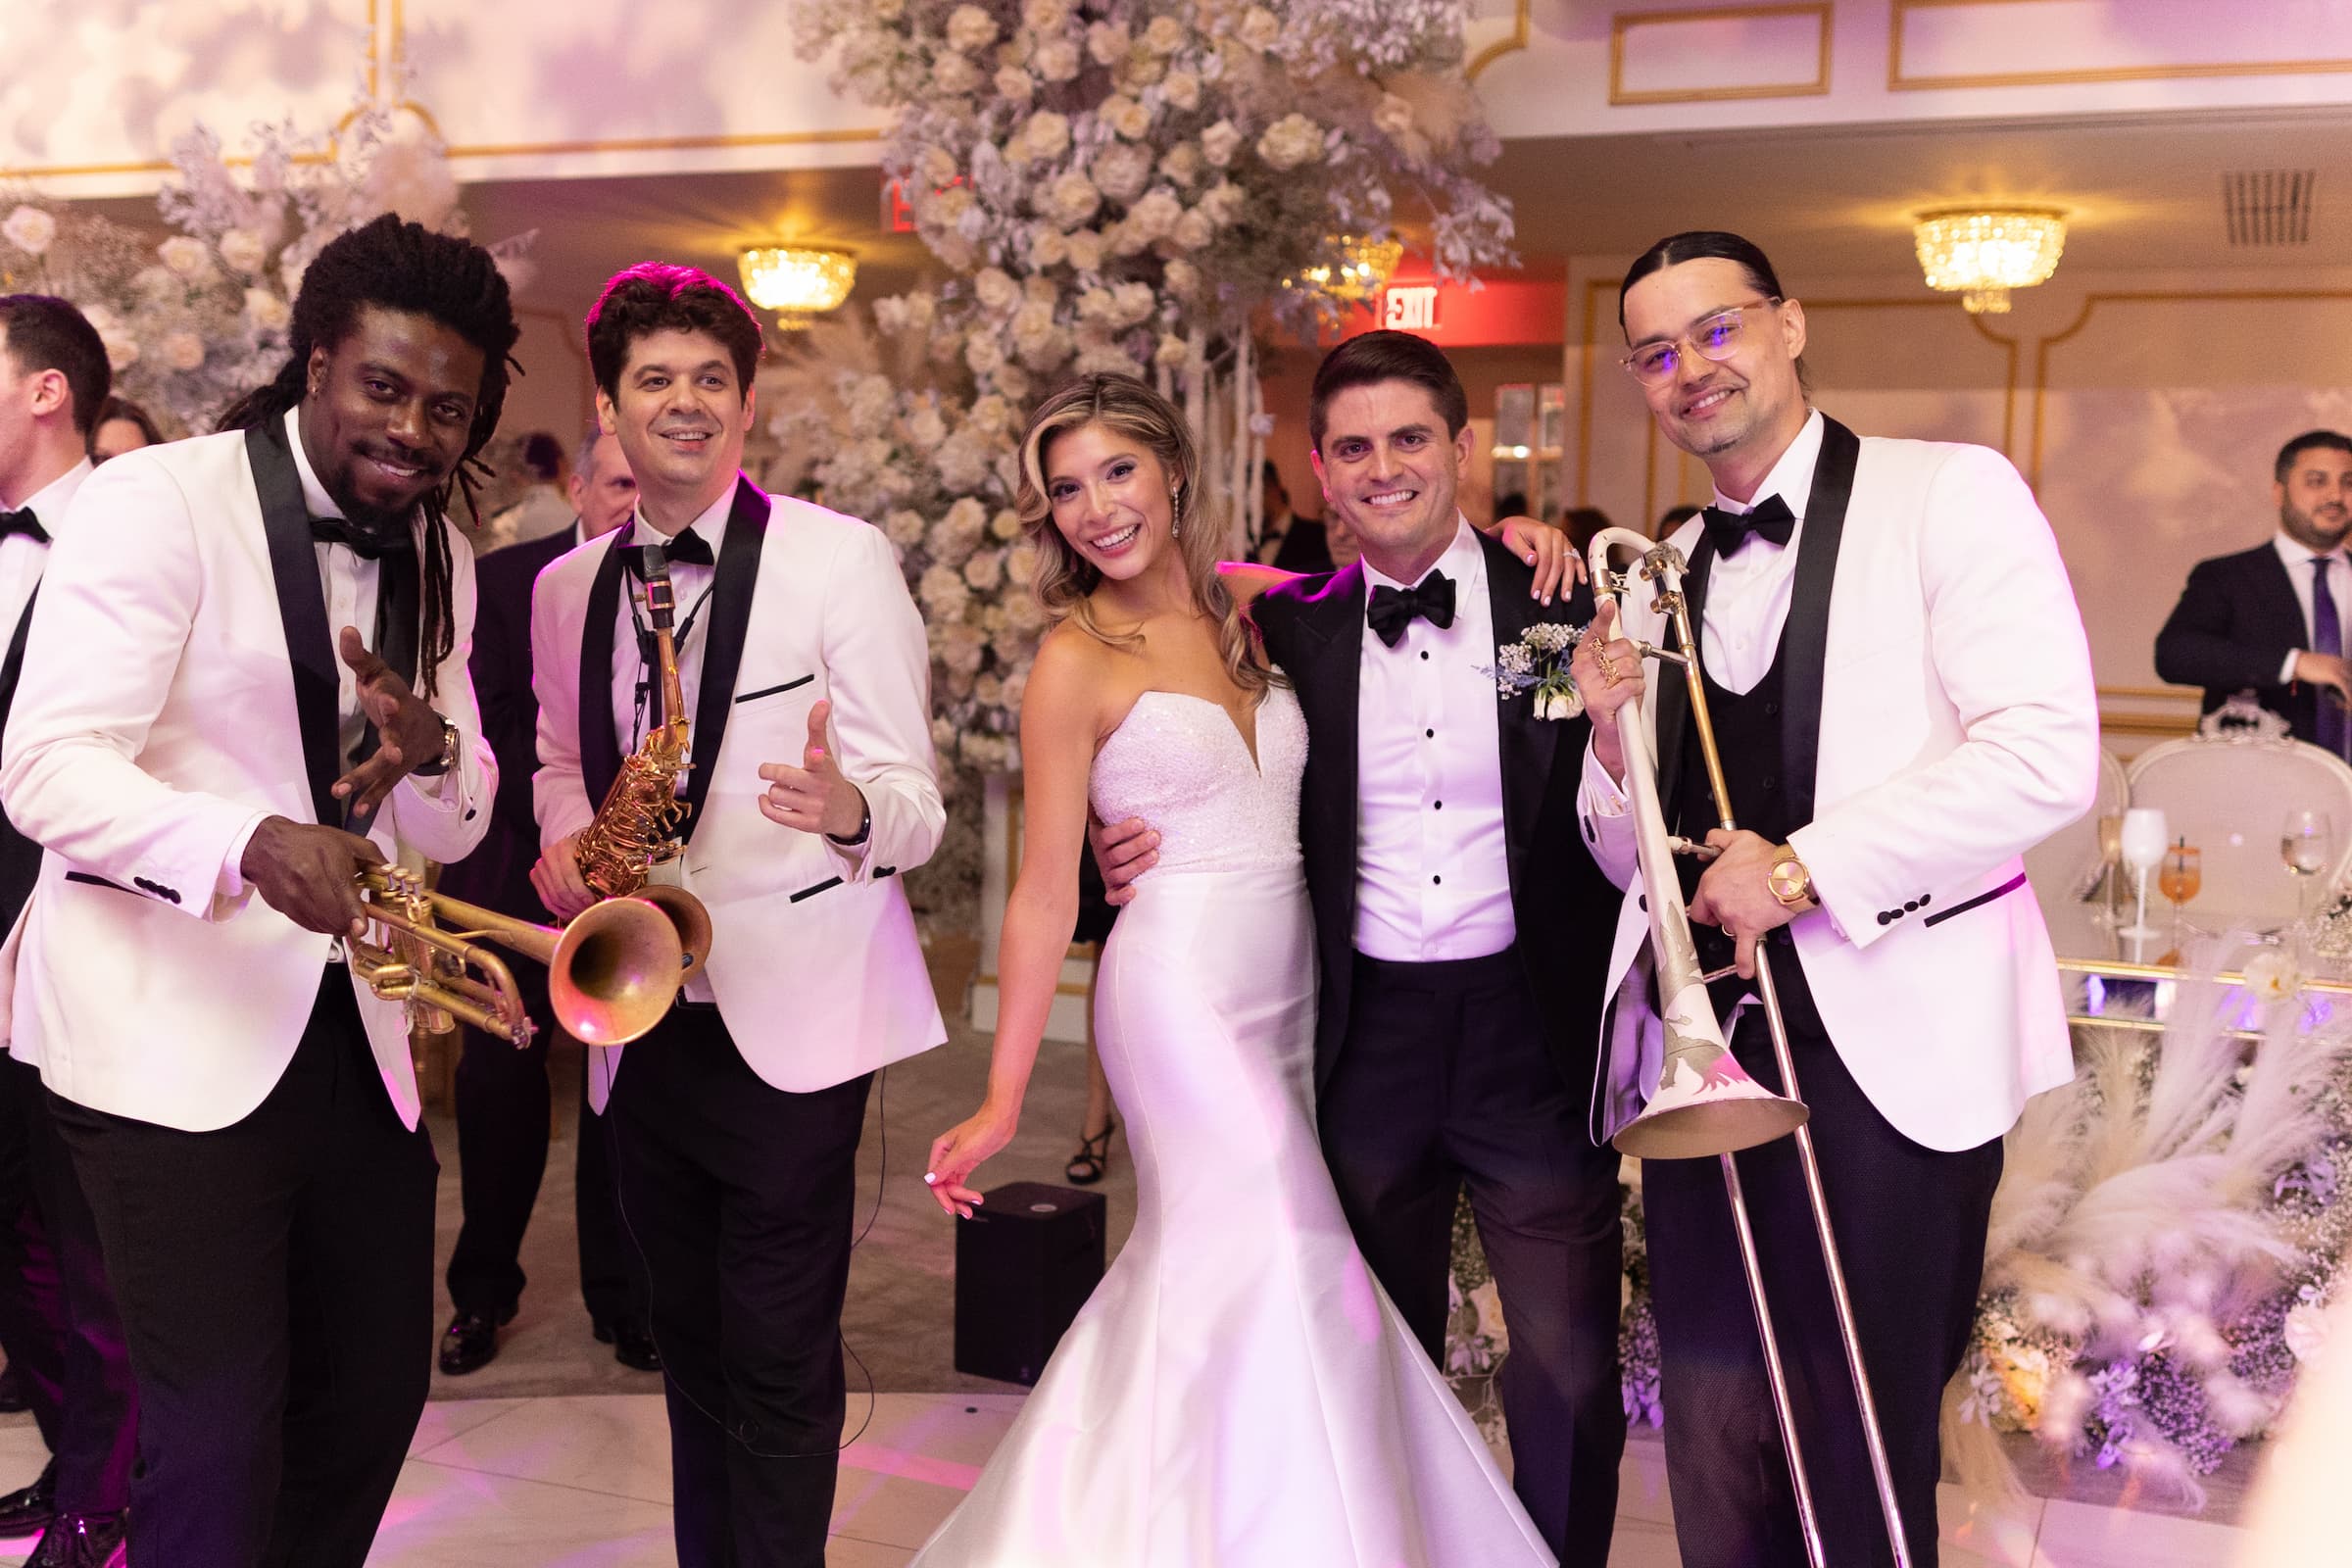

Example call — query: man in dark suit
[2157,428,2352,752]
[1250,458,1333,572]
[435,423,657,1376]
[1098,332,1626,1564]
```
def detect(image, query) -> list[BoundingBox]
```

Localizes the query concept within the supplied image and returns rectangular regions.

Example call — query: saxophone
[573,543,712,975]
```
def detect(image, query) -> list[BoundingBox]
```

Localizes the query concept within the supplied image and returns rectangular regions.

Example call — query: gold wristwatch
[1767,843,1813,909]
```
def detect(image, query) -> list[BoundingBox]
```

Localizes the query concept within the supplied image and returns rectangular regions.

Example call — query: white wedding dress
[909,688,1554,1567]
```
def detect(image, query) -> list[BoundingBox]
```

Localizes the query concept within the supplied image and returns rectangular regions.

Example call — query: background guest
[1250,458,1332,571]
[83,397,159,466]
[2156,428,2352,752]
[1562,505,1614,557]
[477,430,573,555]
[1656,502,1702,535]
[434,420,655,1378]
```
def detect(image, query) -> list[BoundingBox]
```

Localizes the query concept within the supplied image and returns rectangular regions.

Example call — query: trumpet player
[0,218,507,1568]
[1573,231,2098,1568]
[529,264,943,1567]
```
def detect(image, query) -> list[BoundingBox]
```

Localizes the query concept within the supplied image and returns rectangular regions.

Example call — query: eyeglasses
[1619,299,1781,387]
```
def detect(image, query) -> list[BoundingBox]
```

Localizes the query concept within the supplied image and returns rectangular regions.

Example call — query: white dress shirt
[1695,408,1825,697]
[2273,531,2350,682]
[1353,517,1515,961]
[0,459,89,642]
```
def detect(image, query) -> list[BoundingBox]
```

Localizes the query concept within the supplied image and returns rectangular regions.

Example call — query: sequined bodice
[1091,688,1305,878]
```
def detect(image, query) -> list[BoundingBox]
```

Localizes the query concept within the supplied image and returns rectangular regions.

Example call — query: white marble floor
[0,1391,2246,1566]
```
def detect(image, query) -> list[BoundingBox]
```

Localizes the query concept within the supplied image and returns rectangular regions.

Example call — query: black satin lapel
[678,476,772,841]
[578,535,628,812]
[1481,532,1560,885]
[343,543,422,834]
[1285,567,1363,939]
[244,421,342,827]
[1780,416,1860,831]
[1651,532,1714,820]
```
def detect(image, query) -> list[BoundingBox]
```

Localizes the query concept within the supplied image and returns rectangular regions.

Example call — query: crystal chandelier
[1911,208,2067,315]
[736,246,858,329]
[1293,235,1404,302]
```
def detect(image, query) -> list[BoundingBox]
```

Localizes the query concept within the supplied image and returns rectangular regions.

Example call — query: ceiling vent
[2223,170,2315,246]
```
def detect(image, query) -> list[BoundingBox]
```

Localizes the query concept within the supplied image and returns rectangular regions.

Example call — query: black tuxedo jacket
[2154,542,2320,743]
[1251,530,1620,1094]
[436,526,574,920]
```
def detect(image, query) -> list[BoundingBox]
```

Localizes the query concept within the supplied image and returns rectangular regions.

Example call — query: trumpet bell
[628,883,713,975]
[549,896,686,1049]
[1612,1049,1811,1159]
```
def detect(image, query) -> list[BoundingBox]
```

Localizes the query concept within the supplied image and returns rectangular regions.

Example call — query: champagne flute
[2118,808,2168,940]
[2159,841,2200,946]
[2282,809,2335,919]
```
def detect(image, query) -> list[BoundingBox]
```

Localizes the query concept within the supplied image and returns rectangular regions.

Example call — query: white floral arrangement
[1487,619,1585,719]
[780,0,1518,920]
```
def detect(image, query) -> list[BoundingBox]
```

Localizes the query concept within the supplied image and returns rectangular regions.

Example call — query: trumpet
[1587,525,1911,1568]
[351,863,686,1049]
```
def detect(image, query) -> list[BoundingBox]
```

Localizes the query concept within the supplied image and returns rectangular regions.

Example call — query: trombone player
[1572,231,2097,1567]
[0,217,507,1566]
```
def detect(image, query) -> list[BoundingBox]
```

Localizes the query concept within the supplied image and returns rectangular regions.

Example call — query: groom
[1098,330,1627,1560]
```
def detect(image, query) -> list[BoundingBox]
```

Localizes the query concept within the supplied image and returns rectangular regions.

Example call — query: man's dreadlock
[219,214,520,698]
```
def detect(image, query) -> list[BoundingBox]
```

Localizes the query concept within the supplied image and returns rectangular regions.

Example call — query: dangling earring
[1170,484,1182,539]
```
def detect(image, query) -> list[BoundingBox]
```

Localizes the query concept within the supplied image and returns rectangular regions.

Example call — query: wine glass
[2159,842,2200,946]
[2117,808,2168,939]
[2282,809,2336,919]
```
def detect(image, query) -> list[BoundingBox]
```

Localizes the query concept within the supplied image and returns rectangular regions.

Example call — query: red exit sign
[1347,276,1565,348]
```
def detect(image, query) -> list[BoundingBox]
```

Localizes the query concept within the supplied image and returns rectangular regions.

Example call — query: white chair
[2125,730,2352,928]
[2023,747,2130,916]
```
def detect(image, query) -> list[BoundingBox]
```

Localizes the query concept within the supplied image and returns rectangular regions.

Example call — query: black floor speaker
[953,1181,1107,1386]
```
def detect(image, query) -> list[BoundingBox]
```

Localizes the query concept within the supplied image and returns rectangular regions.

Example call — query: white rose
[1200,180,1246,226]
[2242,949,2301,1004]
[1017,111,1070,165]
[932,52,984,95]
[161,330,206,372]
[1007,543,1043,591]
[1257,113,1324,172]
[905,404,949,454]
[100,332,140,370]
[1075,287,1119,325]
[1161,70,1201,113]
[1028,225,1070,270]
[872,0,905,17]
[1239,6,1282,51]
[158,235,211,278]
[971,395,1015,437]
[1172,209,1215,252]
[1045,171,1102,229]
[917,145,959,190]
[1101,94,1153,141]
[1153,331,1189,368]
[1009,300,1065,359]
[922,183,977,231]
[965,332,1008,377]
[1021,0,1074,32]
[884,510,928,548]
[1142,15,1187,56]
[1162,258,1201,298]
[849,373,897,429]
[1200,119,1243,168]
[920,564,972,620]
[218,226,269,275]
[1112,280,1157,326]
[1,205,55,257]
[974,267,1021,312]
[1092,143,1154,204]
[995,66,1036,104]
[990,508,1022,541]
[963,551,1005,592]
[1034,37,1082,81]
[1124,188,1182,243]
[934,427,996,493]
[946,4,998,53]
[1066,228,1105,273]
[243,286,292,331]
[995,364,1033,404]
[1374,92,1417,141]
[1086,19,1128,67]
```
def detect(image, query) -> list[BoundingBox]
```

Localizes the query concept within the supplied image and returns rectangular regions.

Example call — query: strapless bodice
[1089,687,1305,879]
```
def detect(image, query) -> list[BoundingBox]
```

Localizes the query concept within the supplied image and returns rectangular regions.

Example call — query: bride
[918,373,1561,1566]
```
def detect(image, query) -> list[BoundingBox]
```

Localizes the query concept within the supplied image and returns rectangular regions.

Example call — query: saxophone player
[528,262,945,1567]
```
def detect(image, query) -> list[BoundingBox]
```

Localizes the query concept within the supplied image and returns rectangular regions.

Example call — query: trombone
[350,862,688,1049]
[1588,526,1911,1568]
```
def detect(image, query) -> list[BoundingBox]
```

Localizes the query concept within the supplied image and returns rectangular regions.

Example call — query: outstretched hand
[758,699,868,839]
[925,1102,1018,1219]
[332,626,445,816]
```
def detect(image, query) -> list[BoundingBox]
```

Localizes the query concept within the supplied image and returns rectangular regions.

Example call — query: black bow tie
[1366,569,1456,648]
[0,509,47,546]
[308,514,411,561]
[625,525,714,575]
[1700,494,1795,558]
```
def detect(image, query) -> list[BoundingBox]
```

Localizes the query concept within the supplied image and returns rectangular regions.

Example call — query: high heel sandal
[1065,1120,1117,1185]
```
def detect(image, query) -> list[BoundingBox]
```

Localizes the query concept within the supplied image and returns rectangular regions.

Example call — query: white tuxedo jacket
[1579,427,2098,1152]
[0,423,493,1132]
[531,479,946,1108]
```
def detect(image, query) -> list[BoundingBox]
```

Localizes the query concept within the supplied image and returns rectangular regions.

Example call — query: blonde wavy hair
[1015,373,1276,695]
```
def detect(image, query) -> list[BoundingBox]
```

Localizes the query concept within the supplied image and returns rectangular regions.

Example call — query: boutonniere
[1486,621,1588,719]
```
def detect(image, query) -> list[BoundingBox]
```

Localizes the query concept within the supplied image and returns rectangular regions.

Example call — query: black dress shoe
[28,1510,125,1567]
[0,1459,58,1536]
[0,1364,26,1414]
[592,1317,662,1372]
[437,1303,516,1377]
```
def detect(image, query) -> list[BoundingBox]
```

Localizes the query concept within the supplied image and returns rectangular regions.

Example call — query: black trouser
[1318,949,1627,1565]
[0,1054,134,1515]
[1642,950,2002,1568]
[51,972,437,1568]
[446,957,646,1330]
[610,1004,872,1568]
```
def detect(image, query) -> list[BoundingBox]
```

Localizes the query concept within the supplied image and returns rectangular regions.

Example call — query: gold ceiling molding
[1889,0,2352,92]
[1466,0,1533,82]
[1608,2,1834,107]
[2029,288,2352,488]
